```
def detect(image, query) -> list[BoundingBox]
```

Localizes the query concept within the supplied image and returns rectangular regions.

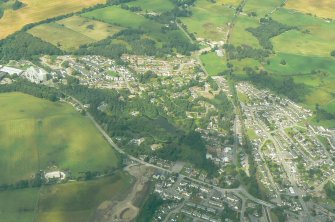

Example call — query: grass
[266,53,335,75]
[28,23,95,51]
[229,15,261,48]
[285,0,335,19]
[0,187,39,222]
[0,92,119,184]
[200,52,226,76]
[271,8,335,57]
[0,172,133,222]
[181,0,234,41]
[57,16,124,41]
[246,128,258,140]
[126,0,175,13]
[82,6,161,31]
[243,0,286,17]
[0,0,105,40]
[36,173,133,222]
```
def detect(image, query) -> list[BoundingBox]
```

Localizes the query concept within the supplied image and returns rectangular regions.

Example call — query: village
[1,53,335,221]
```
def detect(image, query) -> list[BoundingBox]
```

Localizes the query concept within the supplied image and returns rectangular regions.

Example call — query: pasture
[181,0,234,41]
[126,0,175,13]
[0,172,133,222]
[0,92,119,184]
[285,0,335,19]
[57,16,124,41]
[0,0,105,39]
[28,23,95,51]
[272,8,335,57]
[82,6,161,31]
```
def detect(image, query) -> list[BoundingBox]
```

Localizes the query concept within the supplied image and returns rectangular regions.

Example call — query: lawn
[0,0,105,40]
[200,52,227,76]
[181,0,234,41]
[57,16,124,41]
[28,23,95,51]
[243,0,285,17]
[0,92,119,184]
[0,172,133,222]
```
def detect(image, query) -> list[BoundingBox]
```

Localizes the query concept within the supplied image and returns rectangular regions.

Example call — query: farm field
[0,172,132,222]
[0,0,105,40]
[28,23,95,51]
[0,92,119,184]
[181,0,234,41]
[57,16,124,41]
[126,0,175,13]
[285,0,335,19]
[272,8,335,57]
[82,6,161,31]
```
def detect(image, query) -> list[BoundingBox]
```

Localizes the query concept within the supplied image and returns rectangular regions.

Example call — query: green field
[82,6,161,31]
[272,8,335,57]
[126,0,175,12]
[0,172,132,222]
[28,23,95,51]
[200,52,226,76]
[0,92,119,184]
[57,16,124,41]
[181,0,234,41]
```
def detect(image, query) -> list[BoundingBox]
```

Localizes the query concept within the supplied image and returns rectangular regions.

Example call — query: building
[23,66,48,83]
[0,66,23,76]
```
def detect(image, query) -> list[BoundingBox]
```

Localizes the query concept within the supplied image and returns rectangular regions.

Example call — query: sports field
[0,172,133,222]
[0,0,105,40]
[0,92,119,184]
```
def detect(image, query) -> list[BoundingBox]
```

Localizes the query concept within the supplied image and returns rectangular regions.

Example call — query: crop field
[0,92,119,184]
[0,0,105,40]
[181,0,234,41]
[285,0,335,19]
[28,23,95,51]
[0,173,132,222]
[200,52,226,76]
[57,16,124,41]
[126,0,175,13]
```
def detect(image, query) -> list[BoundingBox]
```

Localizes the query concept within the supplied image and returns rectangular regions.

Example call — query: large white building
[23,66,48,83]
[0,66,23,76]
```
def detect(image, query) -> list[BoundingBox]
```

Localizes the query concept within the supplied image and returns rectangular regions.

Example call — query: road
[67,95,275,209]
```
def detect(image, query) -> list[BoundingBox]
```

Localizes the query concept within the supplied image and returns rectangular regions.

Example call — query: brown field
[0,0,105,40]
[285,0,335,19]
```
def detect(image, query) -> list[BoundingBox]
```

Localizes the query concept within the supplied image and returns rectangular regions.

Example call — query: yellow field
[285,0,335,19]
[0,0,105,40]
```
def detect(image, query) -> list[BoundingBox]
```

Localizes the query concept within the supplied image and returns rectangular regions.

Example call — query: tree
[331,50,335,57]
